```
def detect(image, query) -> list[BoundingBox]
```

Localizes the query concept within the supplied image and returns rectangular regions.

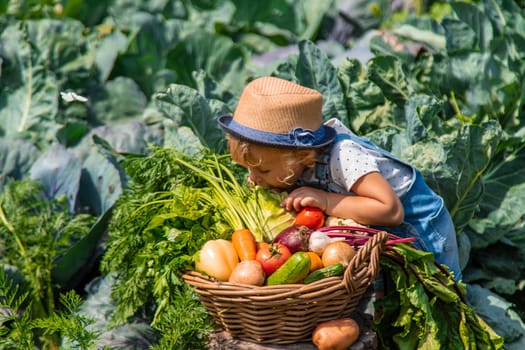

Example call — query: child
[218,76,462,282]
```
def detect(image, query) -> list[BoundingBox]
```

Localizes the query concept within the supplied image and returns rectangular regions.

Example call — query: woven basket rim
[183,231,389,296]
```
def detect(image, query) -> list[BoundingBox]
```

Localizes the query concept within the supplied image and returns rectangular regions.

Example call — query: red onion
[273,224,311,253]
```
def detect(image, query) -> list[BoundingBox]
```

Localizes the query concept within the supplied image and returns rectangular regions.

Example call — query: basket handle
[342,230,389,294]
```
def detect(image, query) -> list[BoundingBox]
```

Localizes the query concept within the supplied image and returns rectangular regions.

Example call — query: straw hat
[218,77,336,149]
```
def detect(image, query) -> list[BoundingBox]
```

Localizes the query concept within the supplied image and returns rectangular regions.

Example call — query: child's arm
[281,171,404,226]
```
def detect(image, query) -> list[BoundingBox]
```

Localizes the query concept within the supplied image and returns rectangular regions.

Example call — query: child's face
[241,144,305,190]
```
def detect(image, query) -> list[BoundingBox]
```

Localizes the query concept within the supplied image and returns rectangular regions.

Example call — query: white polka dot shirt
[301,119,413,197]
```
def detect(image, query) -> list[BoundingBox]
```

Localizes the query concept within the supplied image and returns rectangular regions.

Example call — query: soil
[206,310,377,350]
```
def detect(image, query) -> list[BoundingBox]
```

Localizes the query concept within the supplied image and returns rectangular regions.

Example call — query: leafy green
[0,267,35,349]
[0,179,96,317]
[101,147,295,347]
[0,266,104,349]
[376,244,504,349]
[166,31,249,90]
[0,138,40,190]
[251,185,296,240]
[294,40,348,123]
[154,83,231,153]
[165,152,295,241]
[100,148,231,347]
[28,143,82,213]
[466,284,525,344]
[0,180,99,348]
[33,291,99,350]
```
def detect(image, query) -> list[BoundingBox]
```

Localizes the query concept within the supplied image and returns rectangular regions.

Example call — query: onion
[322,241,356,267]
[309,231,345,255]
[273,224,311,253]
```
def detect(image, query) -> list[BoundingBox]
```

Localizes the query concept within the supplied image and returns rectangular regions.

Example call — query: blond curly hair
[227,136,319,186]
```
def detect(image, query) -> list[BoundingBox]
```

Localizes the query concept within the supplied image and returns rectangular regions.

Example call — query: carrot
[232,229,257,261]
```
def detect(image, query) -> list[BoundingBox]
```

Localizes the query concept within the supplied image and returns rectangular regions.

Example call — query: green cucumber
[303,263,344,284]
[266,252,311,285]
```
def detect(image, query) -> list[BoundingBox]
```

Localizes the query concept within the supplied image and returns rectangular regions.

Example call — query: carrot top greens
[100,147,294,348]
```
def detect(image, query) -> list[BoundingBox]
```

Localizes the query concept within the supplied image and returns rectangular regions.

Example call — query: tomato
[195,239,239,281]
[256,242,292,276]
[295,207,325,229]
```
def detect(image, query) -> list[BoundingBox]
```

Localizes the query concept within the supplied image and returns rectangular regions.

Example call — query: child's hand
[281,186,328,212]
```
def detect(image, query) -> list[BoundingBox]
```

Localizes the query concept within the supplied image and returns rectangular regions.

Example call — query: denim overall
[306,132,462,282]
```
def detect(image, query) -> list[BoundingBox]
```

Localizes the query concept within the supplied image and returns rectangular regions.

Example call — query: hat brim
[218,115,336,149]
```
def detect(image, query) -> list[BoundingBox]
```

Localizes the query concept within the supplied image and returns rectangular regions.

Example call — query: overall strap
[299,133,381,191]
[297,148,331,191]
[315,151,331,185]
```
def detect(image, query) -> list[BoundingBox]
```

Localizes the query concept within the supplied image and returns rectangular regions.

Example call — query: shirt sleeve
[329,139,380,192]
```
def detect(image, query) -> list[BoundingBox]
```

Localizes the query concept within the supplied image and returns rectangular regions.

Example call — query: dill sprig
[33,291,99,350]
[0,179,96,322]
[0,268,35,349]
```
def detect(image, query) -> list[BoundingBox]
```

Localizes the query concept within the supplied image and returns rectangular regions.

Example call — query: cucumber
[266,252,311,285]
[303,263,344,284]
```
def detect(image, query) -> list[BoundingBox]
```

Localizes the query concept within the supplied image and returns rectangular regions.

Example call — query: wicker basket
[183,230,388,344]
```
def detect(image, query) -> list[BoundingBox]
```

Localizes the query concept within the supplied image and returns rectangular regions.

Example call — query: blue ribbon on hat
[288,128,321,146]
[227,119,327,147]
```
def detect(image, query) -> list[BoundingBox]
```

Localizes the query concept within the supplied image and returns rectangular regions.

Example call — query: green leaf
[52,210,111,288]
[337,58,394,134]
[467,284,525,343]
[0,139,40,189]
[469,140,525,248]
[76,138,126,216]
[91,77,148,124]
[367,56,412,107]
[376,245,503,349]
[393,23,446,52]
[402,121,502,234]
[91,29,129,82]
[24,19,94,88]
[166,31,247,89]
[154,84,227,153]
[110,11,175,97]
[403,94,443,143]
[0,23,58,141]
[295,40,348,124]
[62,0,111,26]
[29,144,82,213]
[297,0,335,40]
[447,1,494,51]
[442,18,479,52]
[72,122,149,161]
[229,0,333,42]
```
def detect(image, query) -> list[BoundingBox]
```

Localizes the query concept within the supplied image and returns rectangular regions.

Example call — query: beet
[273,224,311,253]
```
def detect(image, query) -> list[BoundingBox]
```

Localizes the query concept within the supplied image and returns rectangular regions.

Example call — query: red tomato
[295,207,325,229]
[256,243,292,276]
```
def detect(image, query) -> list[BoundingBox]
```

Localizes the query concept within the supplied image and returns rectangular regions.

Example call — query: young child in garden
[218,76,462,282]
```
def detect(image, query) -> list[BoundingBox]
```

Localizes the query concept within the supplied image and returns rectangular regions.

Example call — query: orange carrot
[232,229,257,261]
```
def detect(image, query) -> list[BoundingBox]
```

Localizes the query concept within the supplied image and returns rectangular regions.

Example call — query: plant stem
[0,201,27,259]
